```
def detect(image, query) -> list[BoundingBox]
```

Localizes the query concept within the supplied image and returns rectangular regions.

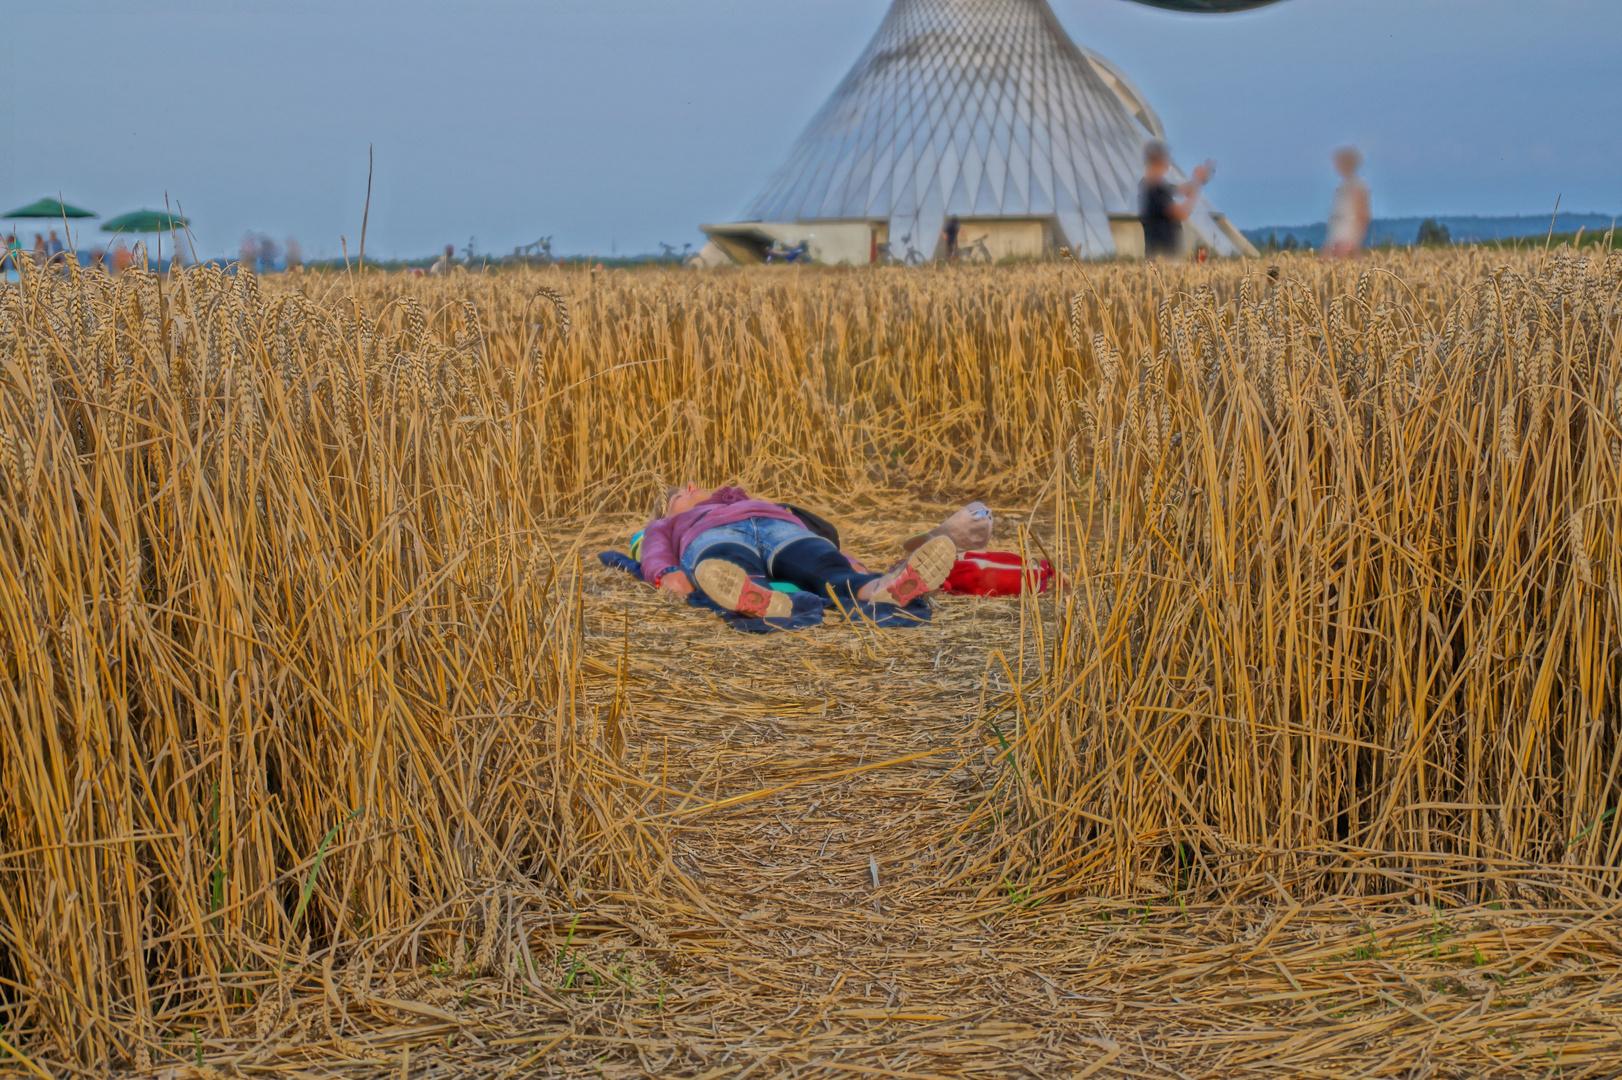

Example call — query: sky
[3,0,1618,260]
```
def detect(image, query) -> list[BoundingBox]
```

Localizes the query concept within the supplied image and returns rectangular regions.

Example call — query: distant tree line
[1415,218,1451,246]
[1260,232,1312,253]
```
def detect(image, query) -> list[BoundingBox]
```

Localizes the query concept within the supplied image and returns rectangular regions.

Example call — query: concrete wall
[1108,217,1144,259]
[701,221,881,266]
[795,222,877,266]
[951,219,1048,261]
[706,213,1215,265]
[690,240,732,269]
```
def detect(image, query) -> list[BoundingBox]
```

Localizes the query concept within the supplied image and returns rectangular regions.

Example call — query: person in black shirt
[1139,140,1214,259]
[942,215,961,261]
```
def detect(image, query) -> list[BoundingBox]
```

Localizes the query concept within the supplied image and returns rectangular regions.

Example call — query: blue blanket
[597,551,931,633]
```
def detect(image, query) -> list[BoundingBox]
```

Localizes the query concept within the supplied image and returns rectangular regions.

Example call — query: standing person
[942,215,961,261]
[2,233,19,274]
[1322,146,1371,260]
[45,230,65,263]
[1138,140,1213,260]
[32,234,48,267]
[110,241,134,276]
[430,244,455,274]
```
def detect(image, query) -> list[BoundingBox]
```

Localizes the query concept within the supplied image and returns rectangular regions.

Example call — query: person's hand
[1193,159,1216,185]
[659,570,693,596]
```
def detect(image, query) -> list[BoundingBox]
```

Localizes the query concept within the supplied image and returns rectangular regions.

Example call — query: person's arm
[638,516,690,593]
[1170,161,1215,222]
[1353,184,1372,239]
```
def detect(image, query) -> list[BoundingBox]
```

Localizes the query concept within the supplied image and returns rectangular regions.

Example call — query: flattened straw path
[93,502,1622,1078]
[310,502,1616,1080]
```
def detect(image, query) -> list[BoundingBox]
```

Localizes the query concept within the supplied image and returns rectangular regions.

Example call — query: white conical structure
[702,0,1255,263]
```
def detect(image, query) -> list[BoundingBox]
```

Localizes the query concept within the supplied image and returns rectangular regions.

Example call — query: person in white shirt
[1322,147,1371,259]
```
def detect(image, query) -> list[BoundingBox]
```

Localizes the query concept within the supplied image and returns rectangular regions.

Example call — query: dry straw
[977,247,1622,911]
[0,258,656,1069]
[3,247,1621,1073]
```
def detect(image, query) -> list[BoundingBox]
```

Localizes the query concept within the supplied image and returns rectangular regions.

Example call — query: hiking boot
[693,559,794,619]
[861,534,955,605]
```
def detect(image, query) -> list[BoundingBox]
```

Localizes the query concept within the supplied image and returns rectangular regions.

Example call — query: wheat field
[980,247,1622,906]
[3,248,1622,1077]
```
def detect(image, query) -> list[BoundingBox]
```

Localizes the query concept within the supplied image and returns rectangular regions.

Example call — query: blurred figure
[239,233,260,271]
[45,230,65,264]
[1322,147,1371,260]
[88,247,106,270]
[32,234,47,266]
[110,241,134,276]
[284,237,303,271]
[2,233,19,273]
[1139,140,1214,260]
[430,243,455,274]
[942,215,961,261]
[255,235,280,273]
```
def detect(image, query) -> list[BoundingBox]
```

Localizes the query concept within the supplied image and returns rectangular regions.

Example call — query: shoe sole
[871,534,955,605]
[693,559,794,619]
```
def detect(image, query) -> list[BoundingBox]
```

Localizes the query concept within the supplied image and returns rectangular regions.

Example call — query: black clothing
[781,503,840,550]
[943,216,961,258]
[697,536,878,604]
[1139,177,1181,258]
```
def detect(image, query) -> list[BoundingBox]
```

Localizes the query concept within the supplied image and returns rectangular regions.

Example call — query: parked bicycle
[503,236,555,267]
[959,233,994,264]
[886,231,927,266]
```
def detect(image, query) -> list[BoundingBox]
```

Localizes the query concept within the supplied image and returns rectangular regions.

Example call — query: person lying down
[641,482,956,621]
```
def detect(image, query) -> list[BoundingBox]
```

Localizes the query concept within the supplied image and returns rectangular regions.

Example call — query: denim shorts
[680,517,817,577]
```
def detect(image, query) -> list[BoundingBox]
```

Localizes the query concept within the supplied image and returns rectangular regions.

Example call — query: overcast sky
[3,0,1617,259]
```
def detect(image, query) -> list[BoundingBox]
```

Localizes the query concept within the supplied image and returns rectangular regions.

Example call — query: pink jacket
[639,488,804,585]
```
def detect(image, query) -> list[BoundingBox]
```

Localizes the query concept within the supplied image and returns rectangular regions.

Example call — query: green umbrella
[2,197,97,219]
[101,210,190,234]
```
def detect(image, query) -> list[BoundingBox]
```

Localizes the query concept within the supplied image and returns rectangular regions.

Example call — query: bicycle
[959,233,994,264]
[503,236,556,267]
[887,231,927,266]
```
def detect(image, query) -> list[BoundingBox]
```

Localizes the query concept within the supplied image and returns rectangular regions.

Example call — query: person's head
[47,230,58,241]
[1143,139,1171,179]
[1334,146,1362,178]
[664,480,712,516]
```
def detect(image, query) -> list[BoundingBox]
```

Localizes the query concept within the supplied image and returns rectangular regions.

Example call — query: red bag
[943,551,1055,597]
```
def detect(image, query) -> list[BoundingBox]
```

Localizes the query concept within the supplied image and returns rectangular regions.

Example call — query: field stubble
[1,250,1621,1077]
